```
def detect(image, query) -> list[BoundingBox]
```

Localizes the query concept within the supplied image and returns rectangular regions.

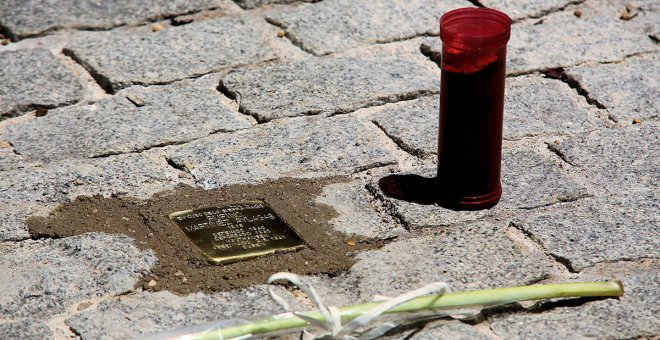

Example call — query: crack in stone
[420,43,441,67]
[510,221,578,273]
[511,1,586,22]
[558,72,607,110]
[364,180,411,231]
[165,156,193,178]
[371,120,426,158]
[466,0,485,7]
[546,142,576,167]
[263,16,319,56]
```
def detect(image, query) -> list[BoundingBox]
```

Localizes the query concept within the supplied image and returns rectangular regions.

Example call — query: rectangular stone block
[167,115,400,188]
[220,57,439,122]
[0,49,83,119]
[64,15,278,93]
[565,54,659,123]
[265,0,470,55]
[4,81,252,162]
[0,0,229,40]
[512,194,659,271]
[549,122,658,194]
[508,14,657,74]
[349,222,550,298]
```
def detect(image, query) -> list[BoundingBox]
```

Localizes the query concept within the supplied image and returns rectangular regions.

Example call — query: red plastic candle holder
[437,8,511,210]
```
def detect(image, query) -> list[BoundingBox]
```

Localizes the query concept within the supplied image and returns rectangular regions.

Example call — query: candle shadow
[377,174,438,205]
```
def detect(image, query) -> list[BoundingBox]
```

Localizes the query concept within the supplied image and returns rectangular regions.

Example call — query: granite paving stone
[370,96,439,157]
[0,153,181,241]
[507,14,658,74]
[63,15,278,93]
[408,320,490,340]
[0,319,53,339]
[0,233,157,318]
[370,75,607,158]
[220,57,439,122]
[512,194,660,271]
[549,122,659,194]
[349,222,549,299]
[233,0,316,9]
[4,82,252,162]
[167,115,400,189]
[490,262,660,338]
[503,75,609,139]
[314,180,405,240]
[0,0,230,40]
[65,286,299,339]
[265,0,470,55]
[0,49,84,120]
[370,143,588,229]
[479,0,576,21]
[565,54,659,123]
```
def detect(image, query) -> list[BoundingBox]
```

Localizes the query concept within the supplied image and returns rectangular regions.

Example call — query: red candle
[437,8,511,210]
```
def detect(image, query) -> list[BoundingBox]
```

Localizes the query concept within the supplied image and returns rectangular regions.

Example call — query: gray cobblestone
[0,153,180,241]
[4,81,252,162]
[349,222,549,299]
[371,143,588,229]
[265,0,469,55]
[167,115,400,188]
[490,261,660,338]
[549,122,659,195]
[370,96,439,157]
[480,0,575,21]
[409,320,490,340]
[512,194,660,271]
[0,49,83,119]
[220,57,439,122]
[65,286,297,339]
[314,180,404,239]
[504,75,609,139]
[0,233,157,318]
[0,0,229,40]
[233,0,315,9]
[0,319,52,339]
[64,15,278,93]
[565,54,659,123]
[508,14,657,74]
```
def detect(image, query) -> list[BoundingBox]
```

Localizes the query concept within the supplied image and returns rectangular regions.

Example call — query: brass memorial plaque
[169,201,305,264]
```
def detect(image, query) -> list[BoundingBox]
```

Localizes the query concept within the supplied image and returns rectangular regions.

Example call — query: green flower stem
[198,279,623,340]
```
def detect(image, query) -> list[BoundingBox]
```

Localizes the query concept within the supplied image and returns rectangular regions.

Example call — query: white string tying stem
[267,272,449,340]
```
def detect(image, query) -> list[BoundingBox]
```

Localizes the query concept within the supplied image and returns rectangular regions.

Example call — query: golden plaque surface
[169,201,305,264]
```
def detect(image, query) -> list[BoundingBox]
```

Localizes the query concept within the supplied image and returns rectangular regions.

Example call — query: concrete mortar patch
[26,177,387,294]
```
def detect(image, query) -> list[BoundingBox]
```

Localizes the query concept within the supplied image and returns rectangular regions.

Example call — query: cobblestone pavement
[1,0,658,339]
